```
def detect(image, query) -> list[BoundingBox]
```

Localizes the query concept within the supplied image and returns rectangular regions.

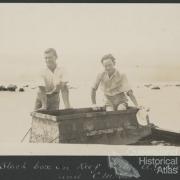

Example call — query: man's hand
[92,104,101,111]
[36,106,47,111]
[46,91,53,95]
[46,91,58,95]
[61,81,69,88]
[137,105,150,112]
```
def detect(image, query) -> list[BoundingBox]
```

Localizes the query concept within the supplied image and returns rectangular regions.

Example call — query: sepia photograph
[0,3,180,149]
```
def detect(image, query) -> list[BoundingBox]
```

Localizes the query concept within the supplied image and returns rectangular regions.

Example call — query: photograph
[0,3,180,148]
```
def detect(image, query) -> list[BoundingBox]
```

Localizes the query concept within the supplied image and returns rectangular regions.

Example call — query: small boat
[29,106,152,145]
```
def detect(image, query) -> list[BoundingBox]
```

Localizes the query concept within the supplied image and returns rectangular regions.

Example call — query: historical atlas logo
[139,157,179,175]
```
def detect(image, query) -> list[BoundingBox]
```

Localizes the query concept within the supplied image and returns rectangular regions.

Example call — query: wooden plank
[30,112,57,121]
[31,108,139,122]
[35,107,105,116]
[56,108,139,121]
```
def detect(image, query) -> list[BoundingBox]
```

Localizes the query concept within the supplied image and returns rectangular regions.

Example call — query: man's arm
[37,86,47,110]
[127,90,138,107]
[91,88,97,105]
[61,82,71,109]
[91,73,102,106]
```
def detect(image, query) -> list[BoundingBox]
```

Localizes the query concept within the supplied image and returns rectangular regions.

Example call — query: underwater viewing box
[30,107,152,145]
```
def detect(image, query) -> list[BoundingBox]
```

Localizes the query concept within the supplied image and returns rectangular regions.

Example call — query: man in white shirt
[34,48,71,110]
[91,54,139,111]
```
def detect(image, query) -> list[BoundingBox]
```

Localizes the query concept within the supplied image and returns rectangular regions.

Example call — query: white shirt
[93,70,131,96]
[38,66,67,92]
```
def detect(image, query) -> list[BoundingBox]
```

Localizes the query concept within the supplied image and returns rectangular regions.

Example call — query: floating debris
[151,86,160,90]
[0,85,7,91]
[19,88,25,92]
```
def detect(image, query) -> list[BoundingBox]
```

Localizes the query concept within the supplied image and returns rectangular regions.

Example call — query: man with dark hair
[91,54,139,111]
[34,48,71,110]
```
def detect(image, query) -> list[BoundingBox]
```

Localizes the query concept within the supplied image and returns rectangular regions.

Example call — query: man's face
[44,52,57,69]
[102,59,115,74]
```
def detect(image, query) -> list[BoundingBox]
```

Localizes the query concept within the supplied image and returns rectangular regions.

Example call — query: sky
[0,3,180,84]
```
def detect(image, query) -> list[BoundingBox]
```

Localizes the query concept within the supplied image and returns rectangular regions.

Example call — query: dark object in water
[29,107,151,145]
[0,85,7,91]
[175,84,180,87]
[19,88,25,92]
[7,84,17,91]
[151,86,160,90]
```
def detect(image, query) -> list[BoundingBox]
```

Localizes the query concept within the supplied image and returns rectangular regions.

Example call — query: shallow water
[0,83,180,142]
